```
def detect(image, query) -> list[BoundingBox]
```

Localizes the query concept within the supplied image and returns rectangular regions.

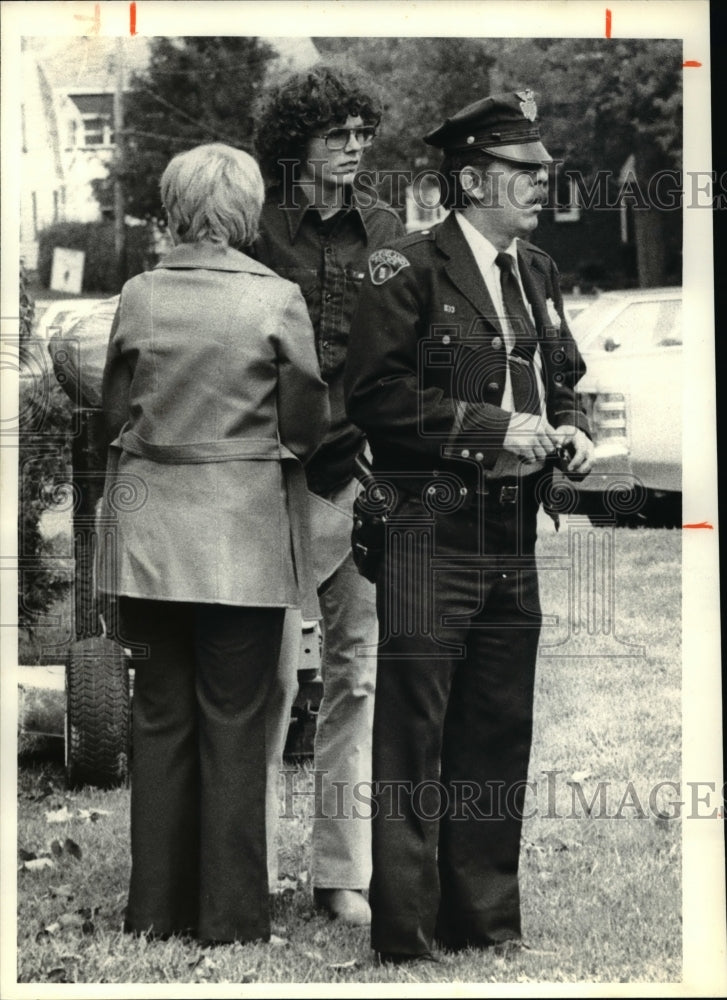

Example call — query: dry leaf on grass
[269,934,288,947]
[64,838,82,860]
[46,806,73,824]
[77,809,112,823]
[46,967,70,983]
[49,884,74,899]
[22,857,55,872]
[328,958,359,970]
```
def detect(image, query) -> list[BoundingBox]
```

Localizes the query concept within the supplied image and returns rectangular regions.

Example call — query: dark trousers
[120,597,285,943]
[370,484,542,956]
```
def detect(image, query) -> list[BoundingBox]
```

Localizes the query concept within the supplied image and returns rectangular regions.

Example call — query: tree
[490,38,682,285]
[317,36,681,285]
[117,36,277,219]
[315,37,496,183]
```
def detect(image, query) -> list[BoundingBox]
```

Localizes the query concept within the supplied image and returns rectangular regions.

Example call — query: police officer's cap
[424,89,552,165]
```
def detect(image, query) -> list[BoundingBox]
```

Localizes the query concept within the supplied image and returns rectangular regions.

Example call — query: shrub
[18,266,74,655]
[36,221,152,294]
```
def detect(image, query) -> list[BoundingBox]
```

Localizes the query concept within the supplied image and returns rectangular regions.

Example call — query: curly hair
[254,62,383,184]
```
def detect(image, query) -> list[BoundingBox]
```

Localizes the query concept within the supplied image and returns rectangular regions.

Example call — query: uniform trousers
[120,597,284,943]
[265,478,378,891]
[370,479,543,957]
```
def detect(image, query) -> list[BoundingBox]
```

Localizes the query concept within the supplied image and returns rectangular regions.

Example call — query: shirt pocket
[341,265,366,335]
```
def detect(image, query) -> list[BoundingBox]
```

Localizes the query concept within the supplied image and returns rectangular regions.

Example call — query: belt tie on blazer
[105,429,320,620]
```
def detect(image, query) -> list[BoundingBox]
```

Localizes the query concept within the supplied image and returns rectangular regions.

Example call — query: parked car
[567,287,682,526]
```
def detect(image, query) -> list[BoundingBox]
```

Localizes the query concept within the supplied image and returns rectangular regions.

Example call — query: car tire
[65,636,130,789]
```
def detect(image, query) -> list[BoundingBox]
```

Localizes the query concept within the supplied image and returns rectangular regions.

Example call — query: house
[20,35,318,269]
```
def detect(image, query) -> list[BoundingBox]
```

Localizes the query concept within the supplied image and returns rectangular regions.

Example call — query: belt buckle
[499,484,518,504]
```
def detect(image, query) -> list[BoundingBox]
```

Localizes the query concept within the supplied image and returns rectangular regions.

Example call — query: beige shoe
[314,888,371,926]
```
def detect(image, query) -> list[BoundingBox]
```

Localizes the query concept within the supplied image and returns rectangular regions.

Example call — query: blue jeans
[266,479,378,890]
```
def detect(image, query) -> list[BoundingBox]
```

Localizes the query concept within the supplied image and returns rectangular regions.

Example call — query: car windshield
[572,296,682,353]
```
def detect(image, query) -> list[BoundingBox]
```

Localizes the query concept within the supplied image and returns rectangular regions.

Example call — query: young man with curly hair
[253,63,405,925]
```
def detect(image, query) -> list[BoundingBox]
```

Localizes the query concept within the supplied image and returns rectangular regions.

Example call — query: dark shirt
[252,185,405,494]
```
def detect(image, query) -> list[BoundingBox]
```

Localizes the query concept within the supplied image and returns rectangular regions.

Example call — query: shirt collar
[279,183,371,244]
[455,213,519,272]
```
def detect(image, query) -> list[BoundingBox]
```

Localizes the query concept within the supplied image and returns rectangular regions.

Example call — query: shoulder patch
[368,248,410,285]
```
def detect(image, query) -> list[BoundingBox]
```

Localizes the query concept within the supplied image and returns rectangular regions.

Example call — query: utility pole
[113,37,126,287]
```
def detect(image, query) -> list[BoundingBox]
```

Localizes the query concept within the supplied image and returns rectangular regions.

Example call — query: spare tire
[65,636,130,789]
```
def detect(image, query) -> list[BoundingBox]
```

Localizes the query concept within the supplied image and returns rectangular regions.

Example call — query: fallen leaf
[58,913,84,930]
[49,885,74,900]
[64,838,82,860]
[18,848,37,862]
[46,967,69,982]
[44,923,61,935]
[50,840,63,857]
[328,958,359,970]
[269,934,288,947]
[46,807,73,824]
[77,808,112,823]
[23,857,55,872]
[298,870,309,885]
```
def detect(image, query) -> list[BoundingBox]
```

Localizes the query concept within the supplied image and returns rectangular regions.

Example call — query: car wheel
[65,636,130,789]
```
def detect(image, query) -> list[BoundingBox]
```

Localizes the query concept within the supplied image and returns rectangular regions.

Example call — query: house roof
[27,35,317,93]
[26,35,152,92]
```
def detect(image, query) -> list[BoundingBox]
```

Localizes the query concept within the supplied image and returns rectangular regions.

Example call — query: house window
[553,173,582,223]
[82,115,113,146]
[68,93,114,148]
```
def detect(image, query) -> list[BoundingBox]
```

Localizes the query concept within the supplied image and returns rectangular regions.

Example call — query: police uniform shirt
[454,212,546,477]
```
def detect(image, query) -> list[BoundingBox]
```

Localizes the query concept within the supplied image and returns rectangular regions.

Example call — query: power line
[131,84,244,145]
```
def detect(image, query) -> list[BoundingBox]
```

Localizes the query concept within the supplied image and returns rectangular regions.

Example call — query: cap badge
[517,89,537,122]
[369,248,410,285]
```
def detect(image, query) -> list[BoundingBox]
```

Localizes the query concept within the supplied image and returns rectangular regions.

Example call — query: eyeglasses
[313,126,376,150]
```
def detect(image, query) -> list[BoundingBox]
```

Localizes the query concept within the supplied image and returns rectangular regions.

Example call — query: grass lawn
[14,525,684,987]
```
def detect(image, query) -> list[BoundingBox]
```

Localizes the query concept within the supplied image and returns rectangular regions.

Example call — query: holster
[350,454,392,584]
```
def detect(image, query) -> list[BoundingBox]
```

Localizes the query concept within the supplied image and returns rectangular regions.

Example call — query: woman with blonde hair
[100,143,329,944]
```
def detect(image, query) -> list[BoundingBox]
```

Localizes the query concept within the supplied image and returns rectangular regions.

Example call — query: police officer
[345,91,594,962]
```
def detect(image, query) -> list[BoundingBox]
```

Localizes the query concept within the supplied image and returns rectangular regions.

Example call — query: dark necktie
[495,252,540,414]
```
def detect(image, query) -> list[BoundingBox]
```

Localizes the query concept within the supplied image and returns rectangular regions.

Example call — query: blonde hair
[160,143,264,247]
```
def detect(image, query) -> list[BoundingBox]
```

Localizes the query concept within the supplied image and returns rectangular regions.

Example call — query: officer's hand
[555,426,594,475]
[503,412,559,463]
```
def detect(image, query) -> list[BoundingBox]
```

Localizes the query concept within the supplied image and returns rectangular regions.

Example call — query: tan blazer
[99,242,330,619]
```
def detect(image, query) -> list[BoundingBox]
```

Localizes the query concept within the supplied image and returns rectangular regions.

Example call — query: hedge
[36,221,152,294]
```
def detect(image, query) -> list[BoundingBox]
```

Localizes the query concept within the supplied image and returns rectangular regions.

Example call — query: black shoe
[375,950,439,966]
